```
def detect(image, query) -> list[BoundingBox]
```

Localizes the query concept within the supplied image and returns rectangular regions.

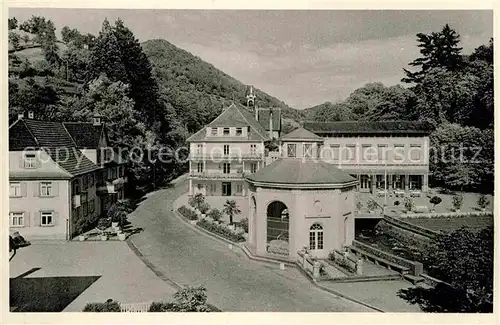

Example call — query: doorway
[222,182,232,196]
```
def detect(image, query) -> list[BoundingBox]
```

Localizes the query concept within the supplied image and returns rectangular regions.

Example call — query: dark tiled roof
[187,103,270,142]
[9,119,38,150]
[281,127,323,141]
[63,122,103,149]
[303,120,435,135]
[10,170,73,180]
[45,147,100,176]
[257,109,281,132]
[246,159,356,185]
[23,119,76,147]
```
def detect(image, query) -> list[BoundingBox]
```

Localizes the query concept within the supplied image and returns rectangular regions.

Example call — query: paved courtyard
[9,241,177,312]
[127,177,375,312]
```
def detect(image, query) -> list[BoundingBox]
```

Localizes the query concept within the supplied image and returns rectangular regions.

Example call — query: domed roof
[245,158,357,188]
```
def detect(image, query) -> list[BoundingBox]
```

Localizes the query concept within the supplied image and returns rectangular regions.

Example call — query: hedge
[178,205,198,221]
[196,219,245,243]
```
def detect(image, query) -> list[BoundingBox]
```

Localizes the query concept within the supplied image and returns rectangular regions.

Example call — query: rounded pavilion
[245,158,358,261]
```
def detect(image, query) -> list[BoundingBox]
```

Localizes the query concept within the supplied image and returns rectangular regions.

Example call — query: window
[40,212,54,226]
[90,199,95,213]
[362,145,374,162]
[223,163,231,174]
[410,145,421,161]
[236,184,243,193]
[377,145,388,162]
[211,127,218,136]
[9,212,24,227]
[88,173,94,187]
[82,175,88,190]
[250,163,257,173]
[81,193,88,216]
[223,145,230,155]
[73,179,80,195]
[24,153,36,168]
[345,145,356,161]
[309,223,324,250]
[287,144,297,158]
[210,183,217,192]
[330,144,340,161]
[236,127,242,136]
[112,167,117,179]
[250,144,257,155]
[223,127,230,136]
[394,145,405,161]
[197,162,204,173]
[10,182,21,197]
[40,182,53,197]
[196,144,203,155]
[303,143,313,157]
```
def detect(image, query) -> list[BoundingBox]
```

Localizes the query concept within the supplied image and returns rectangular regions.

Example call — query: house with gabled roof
[8,113,127,240]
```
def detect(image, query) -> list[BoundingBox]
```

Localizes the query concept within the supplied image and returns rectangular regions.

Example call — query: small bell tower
[246,85,258,119]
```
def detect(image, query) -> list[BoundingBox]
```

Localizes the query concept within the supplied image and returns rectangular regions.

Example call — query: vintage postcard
[2,1,497,324]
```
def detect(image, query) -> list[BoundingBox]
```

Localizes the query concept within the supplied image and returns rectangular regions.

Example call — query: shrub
[198,202,210,214]
[394,200,400,206]
[404,197,415,212]
[148,302,175,312]
[367,200,379,211]
[196,219,245,242]
[356,201,363,211]
[97,217,111,231]
[429,196,442,209]
[207,208,223,222]
[189,193,205,210]
[239,217,249,233]
[83,299,121,312]
[178,205,198,220]
[452,194,464,211]
[477,194,489,209]
[171,286,210,312]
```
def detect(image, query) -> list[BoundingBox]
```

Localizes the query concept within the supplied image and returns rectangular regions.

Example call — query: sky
[9,9,493,109]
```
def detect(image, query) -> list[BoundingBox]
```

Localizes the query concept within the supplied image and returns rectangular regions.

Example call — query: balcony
[97,181,116,195]
[72,194,81,208]
[190,152,263,161]
[189,171,247,180]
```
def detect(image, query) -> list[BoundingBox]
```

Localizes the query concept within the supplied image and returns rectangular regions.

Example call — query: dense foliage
[398,226,493,312]
[178,205,198,221]
[196,219,245,242]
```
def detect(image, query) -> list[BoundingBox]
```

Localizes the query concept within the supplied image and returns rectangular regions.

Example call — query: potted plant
[403,197,414,213]
[477,194,489,212]
[429,196,442,212]
[198,202,210,218]
[223,199,241,226]
[100,232,108,241]
[189,193,205,212]
[78,234,86,241]
[208,208,222,224]
[117,230,126,241]
[452,194,464,212]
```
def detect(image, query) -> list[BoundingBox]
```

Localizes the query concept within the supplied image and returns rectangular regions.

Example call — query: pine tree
[402,24,463,84]
[88,19,128,84]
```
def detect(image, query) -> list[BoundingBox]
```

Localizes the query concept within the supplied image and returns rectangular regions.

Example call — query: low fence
[401,211,493,219]
[297,250,328,281]
[352,240,423,276]
[383,215,440,239]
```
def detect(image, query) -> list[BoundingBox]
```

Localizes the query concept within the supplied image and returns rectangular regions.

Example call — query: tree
[403,24,463,84]
[8,17,18,30]
[429,196,442,210]
[477,194,489,210]
[9,31,21,50]
[398,226,493,312]
[452,194,463,211]
[207,208,223,222]
[21,34,30,45]
[188,193,205,210]
[223,200,241,225]
[9,78,60,122]
[19,16,60,67]
[88,19,128,84]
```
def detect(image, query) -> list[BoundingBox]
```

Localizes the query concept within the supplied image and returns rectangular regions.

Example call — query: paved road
[128,177,374,312]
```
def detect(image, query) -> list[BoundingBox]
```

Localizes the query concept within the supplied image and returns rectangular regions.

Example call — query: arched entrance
[266,201,289,256]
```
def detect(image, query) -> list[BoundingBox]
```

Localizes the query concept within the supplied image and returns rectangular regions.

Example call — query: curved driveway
[128,178,374,312]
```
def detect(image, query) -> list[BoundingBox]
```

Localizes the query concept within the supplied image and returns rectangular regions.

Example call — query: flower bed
[177,205,198,221]
[402,211,493,219]
[196,219,245,243]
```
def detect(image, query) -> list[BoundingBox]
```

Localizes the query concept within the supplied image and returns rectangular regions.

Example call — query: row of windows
[195,144,258,155]
[195,162,257,174]
[9,211,55,227]
[209,127,244,136]
[286,143,423,161]
[196,183,243,193]
[9,181,57,197]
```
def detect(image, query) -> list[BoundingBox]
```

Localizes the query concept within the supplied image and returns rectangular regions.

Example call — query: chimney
[27,111,34,119]
[93,113,103,126]
[17,113,24,120]
[269,108,273,139]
